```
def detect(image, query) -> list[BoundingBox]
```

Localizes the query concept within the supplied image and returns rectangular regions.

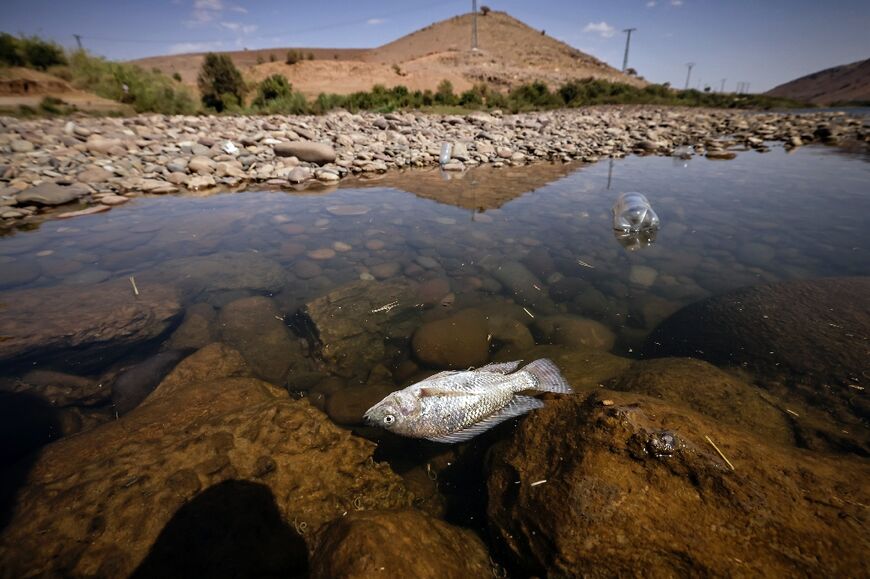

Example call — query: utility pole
[621,28,636,72]
[744,82,750,94]
[73,34,83,50]
[720,78,726,93]
[684,62,694,90]
[471,0,478,50]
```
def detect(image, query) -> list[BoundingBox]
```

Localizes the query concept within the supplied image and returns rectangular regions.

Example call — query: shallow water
[1,143,869,574]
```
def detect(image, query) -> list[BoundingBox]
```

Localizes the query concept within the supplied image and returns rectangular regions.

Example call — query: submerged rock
[0,343,412,577]
[110,350,190,415]
[0,278,181,369]
[487,391,870,577]
[164,303,218,351]
[645,277,870,425]
[146,252,287,299]
[310,509,492,579]
[298,279,420,378]
[8,369,109,408]
[411,309,490,369]
[494,344,631,391]
[218,296,311,385]
[534,314,616,351]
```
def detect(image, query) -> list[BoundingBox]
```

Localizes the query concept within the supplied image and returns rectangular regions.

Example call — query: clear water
[1,144,868,573]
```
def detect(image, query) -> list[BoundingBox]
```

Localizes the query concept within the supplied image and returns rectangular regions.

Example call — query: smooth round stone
[272,214,291,223]
[36,250,54,257]
[417,278,451,305]
[326,204,370,216]
[473,213,494,223]
[629,265,658,287]
[370,262,401,279]
[100,195,129,206]
[63,269,111,285]
[307,248,336,260]
[279,223,306,235]
[365,240,385,251]
[0,260,42,289]
[359,272,375,281]
[415,255,439,269]
[434,217,456,225]
[332,242,352,252]
[295,260,322,279]
[314,219,330,227]
[280,241,306,257]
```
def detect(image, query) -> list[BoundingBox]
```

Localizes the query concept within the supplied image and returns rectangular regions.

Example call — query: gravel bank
[1,106,867,229]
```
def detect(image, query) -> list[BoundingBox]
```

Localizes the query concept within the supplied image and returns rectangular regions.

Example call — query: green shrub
[21,36,67,70]
[285,50,301,65]
[197,52,245,112]
[0,33,24,66]
[435,80,456,105]
[252,74,292,107]
[172,72,182,82]
[66,50,197,114]
[508,81,561,111]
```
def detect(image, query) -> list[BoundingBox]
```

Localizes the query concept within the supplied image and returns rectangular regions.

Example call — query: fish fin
[419,387,473,398]
[476,360,522,374]
[523,358,572,394]
[418,370,460,383]
[425,395,544,444]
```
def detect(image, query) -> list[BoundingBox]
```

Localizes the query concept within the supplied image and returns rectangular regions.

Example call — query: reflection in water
[614,227,658,252]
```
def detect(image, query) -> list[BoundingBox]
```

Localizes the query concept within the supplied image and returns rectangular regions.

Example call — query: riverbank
[1,106,867,230]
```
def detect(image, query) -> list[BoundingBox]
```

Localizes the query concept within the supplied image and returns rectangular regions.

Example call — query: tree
[435,79,456,105]
[252,74,292,107]
[480,5,491,15]
[0,33,24,66]
[197,52,245,112]
[21,36,67,70]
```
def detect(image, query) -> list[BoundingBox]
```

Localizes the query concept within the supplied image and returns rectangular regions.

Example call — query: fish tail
[524,358,572,394]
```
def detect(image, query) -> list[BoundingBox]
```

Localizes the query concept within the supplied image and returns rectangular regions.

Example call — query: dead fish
[363,359,571,443]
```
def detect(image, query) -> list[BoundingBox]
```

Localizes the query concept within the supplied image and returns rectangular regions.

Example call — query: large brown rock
[494,344,631,392]
[645,277,870,424]
[412,309,490,369]
[534,314,616,351]
[15,182,89,206]
[613,358,794,447]
[0,343,412,577]
[145,252,288,299]
[487,392,870,577]
[273,141,336,165]
[310,509,492,579]
[0,278,181,368]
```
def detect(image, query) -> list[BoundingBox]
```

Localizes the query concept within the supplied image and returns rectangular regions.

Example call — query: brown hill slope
[0,67,127,114]
[133,11,641,98]
[765,58,870,105]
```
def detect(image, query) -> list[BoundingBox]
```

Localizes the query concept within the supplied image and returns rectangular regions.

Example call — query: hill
[0,67,127,114]
[765,58,870,105]
[132,11,642,98]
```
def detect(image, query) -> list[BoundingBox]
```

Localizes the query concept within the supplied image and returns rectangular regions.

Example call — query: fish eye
[383,414,395,425]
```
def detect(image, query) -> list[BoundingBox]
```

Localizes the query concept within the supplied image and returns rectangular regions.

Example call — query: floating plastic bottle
[612,192,660,233]
[439,142,453,166]
[614,227,658,252]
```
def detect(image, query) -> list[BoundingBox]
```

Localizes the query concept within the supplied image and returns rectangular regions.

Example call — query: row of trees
[0,33,67,70]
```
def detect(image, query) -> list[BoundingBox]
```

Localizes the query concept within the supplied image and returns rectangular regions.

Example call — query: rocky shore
[1,106,867,229]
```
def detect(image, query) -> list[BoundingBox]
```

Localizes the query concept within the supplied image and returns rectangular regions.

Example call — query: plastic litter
[612,192,660,233]
[222,141,239,155]
[439,142,453,166]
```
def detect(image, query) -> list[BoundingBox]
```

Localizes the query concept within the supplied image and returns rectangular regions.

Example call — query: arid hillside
[0,67,127,114]
[132,11,643,98]
[765,58,870,105]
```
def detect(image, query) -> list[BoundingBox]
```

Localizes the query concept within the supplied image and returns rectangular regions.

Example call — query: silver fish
[363,359,572,443]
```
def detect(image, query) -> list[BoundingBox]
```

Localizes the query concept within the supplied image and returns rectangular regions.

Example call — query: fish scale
[364,359,572,443]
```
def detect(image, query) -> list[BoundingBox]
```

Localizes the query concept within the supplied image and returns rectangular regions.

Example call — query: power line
[621,28,636,72]
[78,0,464,47]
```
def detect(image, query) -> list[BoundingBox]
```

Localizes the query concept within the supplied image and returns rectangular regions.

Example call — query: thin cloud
[220,21,257,34]
[670,0,684,5]
[367,18,385,25]
[582,21,616,39]
[646,1,657,7]
[168,40,225,54]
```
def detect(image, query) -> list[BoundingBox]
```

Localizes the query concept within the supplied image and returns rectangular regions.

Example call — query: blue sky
[3,0,868,92]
